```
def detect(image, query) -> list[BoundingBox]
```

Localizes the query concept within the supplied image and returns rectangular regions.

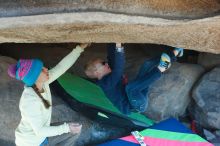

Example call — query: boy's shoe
[158,53,171,71]
[174,47,184,57]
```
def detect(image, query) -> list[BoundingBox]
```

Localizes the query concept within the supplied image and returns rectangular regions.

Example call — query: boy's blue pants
[126,52,176,112]
[126,57,161,112]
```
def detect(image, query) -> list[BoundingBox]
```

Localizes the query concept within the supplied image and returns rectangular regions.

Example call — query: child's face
[36,67,49,83]
[94,60,111,78]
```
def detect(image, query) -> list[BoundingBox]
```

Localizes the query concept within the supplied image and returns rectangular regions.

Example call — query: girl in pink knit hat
[8,43,90,146]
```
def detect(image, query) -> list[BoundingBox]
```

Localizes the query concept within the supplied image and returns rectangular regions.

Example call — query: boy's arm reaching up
[104,43,125,86]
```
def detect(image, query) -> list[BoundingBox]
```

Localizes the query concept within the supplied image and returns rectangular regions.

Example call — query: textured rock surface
[192,66,220,130]
[0,12,220,54]
[0,0,220,53]
[0,0,220,19]
[144,63,205,121]
[198,52,220,70]
[0,56,23,146]
[0,0,219,19]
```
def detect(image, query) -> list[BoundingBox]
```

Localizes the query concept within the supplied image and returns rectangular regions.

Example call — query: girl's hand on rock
[80,43,91,49]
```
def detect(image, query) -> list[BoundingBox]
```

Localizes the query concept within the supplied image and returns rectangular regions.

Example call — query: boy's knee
[130,99,148,113]
[137,102,148,112]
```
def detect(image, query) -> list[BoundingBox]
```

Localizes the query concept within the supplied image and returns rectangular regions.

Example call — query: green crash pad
[57,73,154,127]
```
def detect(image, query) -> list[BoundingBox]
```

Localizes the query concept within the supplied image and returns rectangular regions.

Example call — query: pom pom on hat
[8,64,17,78]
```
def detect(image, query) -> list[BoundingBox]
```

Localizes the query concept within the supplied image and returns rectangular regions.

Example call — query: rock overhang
[0,0,220,54]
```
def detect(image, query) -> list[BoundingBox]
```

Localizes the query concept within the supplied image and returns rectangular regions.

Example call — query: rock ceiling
[0,0,219,53]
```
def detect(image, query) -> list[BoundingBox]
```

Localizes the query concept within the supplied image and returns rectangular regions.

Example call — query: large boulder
[0,12,220,54]
[191,66,220,130]
[1,0,219,19]
[144,63,205,121]
[0,56,22,146]
[0,1,220,53]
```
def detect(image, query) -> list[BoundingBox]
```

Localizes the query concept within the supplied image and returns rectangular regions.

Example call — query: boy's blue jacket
[96,43,131,115]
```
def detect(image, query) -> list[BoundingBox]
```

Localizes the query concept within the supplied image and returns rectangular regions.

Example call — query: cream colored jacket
[15,46,84,146]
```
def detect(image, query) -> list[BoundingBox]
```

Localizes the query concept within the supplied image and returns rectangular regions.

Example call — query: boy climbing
[85,43,183,115]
